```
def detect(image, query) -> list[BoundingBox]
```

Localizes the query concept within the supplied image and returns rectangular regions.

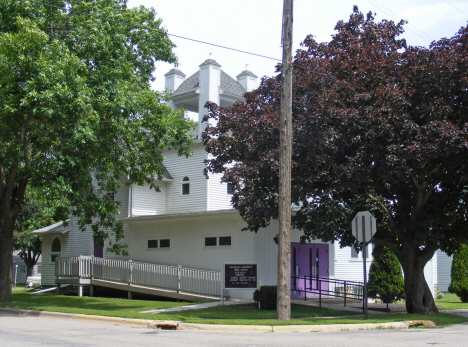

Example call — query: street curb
[0,308,435,332]
[179,321,435,332]
[0,308,180,329]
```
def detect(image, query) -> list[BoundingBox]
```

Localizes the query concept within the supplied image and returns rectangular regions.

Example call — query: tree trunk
[25,258,35,278]
[399,249,438,314]
[0,218,14,302]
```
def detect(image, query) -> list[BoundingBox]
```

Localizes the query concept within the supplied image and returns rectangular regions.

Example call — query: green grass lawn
[149,304,467,327]
[1,288,467,327]
[435,292,468,310]
[1,288,191,319]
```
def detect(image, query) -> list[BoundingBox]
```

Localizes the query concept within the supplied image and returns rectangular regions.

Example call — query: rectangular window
[227,182,234,195]
[205,236,232,247]
[147,239,158,249]
[36,265,42,274]
[350,244,371,259]
[147,239,170,249]
[51,254,59,263]
[182,183,190,195]
[205,237,217,247]
[219,236,232,246]
[160,239,170,248]
[19,265,26,274]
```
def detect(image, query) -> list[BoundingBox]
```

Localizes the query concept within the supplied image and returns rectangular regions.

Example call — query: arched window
[182,176,190,195]
[51,237,61,263]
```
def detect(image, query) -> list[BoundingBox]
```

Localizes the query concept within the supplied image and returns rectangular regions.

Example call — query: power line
[365,0,434,43]
[26,0,282,62]
[168,34,280,62]
[444,0,468,19]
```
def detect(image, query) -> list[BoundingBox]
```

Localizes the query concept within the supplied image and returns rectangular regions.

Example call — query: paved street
[1,312,468,347]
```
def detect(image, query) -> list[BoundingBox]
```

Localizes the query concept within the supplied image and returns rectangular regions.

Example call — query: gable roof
[31,220,69,235]
[172,70,245,98]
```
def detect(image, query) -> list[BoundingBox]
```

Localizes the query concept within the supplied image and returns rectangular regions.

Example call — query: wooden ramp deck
[55,256,222,302]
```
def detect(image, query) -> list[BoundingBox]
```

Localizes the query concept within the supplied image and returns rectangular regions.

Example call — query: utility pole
[277,0,293,321]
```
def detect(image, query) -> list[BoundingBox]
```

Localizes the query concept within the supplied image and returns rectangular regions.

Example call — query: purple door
[94,237,103,258]
[291,243,329,298]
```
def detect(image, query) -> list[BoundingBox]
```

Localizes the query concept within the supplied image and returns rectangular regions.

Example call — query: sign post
[352,211,376,320]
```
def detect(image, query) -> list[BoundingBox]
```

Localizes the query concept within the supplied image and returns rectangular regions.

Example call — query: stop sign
[351,211,376,243]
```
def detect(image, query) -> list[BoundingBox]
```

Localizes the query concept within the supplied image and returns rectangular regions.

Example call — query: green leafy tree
[0,1,195,302]
[449,244,468,303]
[368,244,405,310]
[203,7,468,313]
[13,187,69,277]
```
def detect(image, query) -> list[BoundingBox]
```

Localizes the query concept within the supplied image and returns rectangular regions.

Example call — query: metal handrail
[291,275,364,308]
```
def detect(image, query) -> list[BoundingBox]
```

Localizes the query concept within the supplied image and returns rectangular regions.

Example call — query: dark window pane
[160,239,170,248]
[205,237,217,247]
[51,237,61,252]
[51,254,58,263]
[219,236,231,246]
[227,182,234,195]
[182,183,190,195]
[148,239,158,249]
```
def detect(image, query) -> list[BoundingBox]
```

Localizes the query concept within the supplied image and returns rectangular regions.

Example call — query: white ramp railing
[56,256,221,298]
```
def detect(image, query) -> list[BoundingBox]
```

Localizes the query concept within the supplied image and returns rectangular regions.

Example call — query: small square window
[205,237,217,247]
[160,239,170,248]
[51,254,59,263]
[219,236,231,246]
[148,239,158,249]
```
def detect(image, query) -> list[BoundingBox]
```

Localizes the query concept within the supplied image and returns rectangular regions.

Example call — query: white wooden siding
[41,233,70,286]
[436,250,453,292]
[131,183,167,216]
[115,178,129,218]
[163,144,207,213]
[334,243,372,282]
[41,235,54,286]
[124,213,256,299]
[207,171,233,211]
[207,154,233,211]
[125,215,251,269]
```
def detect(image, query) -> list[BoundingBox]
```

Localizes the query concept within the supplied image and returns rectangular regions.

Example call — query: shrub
[367,244,405,305]
[449,244,468,303]
[435,289,445,300]
[253,285,277,310]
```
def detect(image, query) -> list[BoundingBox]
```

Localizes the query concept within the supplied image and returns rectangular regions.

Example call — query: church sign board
[224,263,258,289]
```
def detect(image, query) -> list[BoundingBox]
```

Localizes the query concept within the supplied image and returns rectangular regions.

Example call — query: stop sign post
[351,211,376,320]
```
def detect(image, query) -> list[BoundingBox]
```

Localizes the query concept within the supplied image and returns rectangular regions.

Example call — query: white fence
[56,256,221,298]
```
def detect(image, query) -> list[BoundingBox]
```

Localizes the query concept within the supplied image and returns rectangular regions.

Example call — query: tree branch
[366,191,399,236]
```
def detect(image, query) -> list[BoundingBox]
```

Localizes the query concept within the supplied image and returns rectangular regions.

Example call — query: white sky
[127,0,468,92]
